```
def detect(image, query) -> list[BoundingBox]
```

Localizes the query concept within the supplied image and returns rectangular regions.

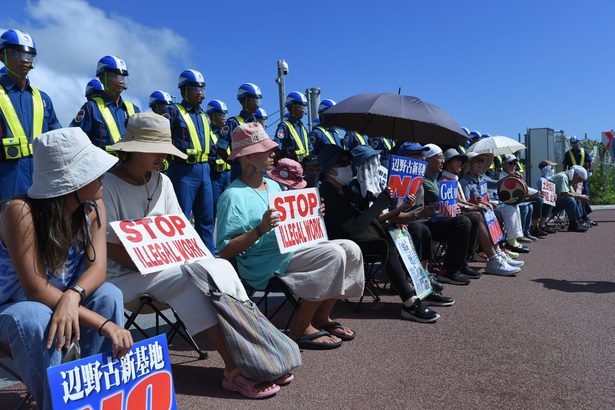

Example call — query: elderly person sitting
[550,165,591,232]
[216,123,364,350]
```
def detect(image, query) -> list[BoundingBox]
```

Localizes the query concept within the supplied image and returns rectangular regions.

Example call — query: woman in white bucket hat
[0,127,133,409]
[103,113,287,399]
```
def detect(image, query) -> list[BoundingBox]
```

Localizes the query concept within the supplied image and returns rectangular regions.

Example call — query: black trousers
[424,215,472,272]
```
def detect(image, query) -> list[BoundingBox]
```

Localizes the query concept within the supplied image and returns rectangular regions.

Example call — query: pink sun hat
[267,158,307,189]
[228,122,279,160]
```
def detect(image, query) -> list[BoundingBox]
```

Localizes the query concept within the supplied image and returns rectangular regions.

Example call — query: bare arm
[219,209,280,260]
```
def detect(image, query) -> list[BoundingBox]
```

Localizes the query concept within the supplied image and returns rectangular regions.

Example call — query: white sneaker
[485,257,520,276]
[498,251,524,267]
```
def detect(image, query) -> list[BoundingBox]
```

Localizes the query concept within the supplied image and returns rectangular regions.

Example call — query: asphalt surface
[3,209,615,409]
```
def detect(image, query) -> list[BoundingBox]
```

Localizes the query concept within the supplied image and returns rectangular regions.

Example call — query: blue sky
[2,0,614,141]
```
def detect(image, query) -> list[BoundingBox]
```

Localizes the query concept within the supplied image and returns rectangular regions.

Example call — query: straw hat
[228,122,278,160]
[463,152,494,175]
[108,112,187,159]
[28,127,118,199]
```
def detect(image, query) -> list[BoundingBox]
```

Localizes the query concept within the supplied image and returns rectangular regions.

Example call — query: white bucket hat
[28,128,118,199]
[108,112,187,159]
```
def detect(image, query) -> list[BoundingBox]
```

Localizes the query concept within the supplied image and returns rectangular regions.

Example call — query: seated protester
[441,149,520,277]
[103,113,284,399]
[267,158,307,190]
[0,128,131,409]
[320,145,448,322]
[535,160,558,233]
[421,145,511,285]
[460,152,525,267]
[549,165,591,232]
[216,123,364,350]
[499,154,547,241]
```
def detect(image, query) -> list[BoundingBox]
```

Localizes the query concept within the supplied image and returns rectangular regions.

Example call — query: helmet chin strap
[102,72,121,97]
[3,49,27,79]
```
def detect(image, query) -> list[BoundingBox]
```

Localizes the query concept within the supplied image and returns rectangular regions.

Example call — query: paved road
[3,209,615,409]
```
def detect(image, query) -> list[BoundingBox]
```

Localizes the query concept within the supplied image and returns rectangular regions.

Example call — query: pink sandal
[222,369,280,399]
[273,372,294,386]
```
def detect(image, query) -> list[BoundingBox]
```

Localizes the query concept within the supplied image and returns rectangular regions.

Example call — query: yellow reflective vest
[0,85,43,159]
[93,97,135,147]
[175,103,211,163]
[283,120,309,161]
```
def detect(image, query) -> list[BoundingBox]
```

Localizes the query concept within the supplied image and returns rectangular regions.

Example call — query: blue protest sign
[479,180,489,202]
[47,334,176,410]
[483,208,504,244]
[387,155,428,198]
[433,180,459,220]
[388,228,432,299]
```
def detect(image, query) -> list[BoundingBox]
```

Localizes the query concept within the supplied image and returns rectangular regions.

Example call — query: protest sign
[479,179,489,203]
[388,228,432,299]
[47,334,176,410]
[270,188,328,253]
[541,180,556,206]
[433,180,459,220]
[377,165,388,191]
[483,207,504,244]
[110,214,213,275]
[387,155,427,198]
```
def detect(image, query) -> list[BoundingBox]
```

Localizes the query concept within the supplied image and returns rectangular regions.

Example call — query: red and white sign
[270,188,328,254]
[541,180,556,207]
[110,214,213,274]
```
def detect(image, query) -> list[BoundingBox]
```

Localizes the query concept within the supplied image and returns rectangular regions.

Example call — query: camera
[278,60,289,76]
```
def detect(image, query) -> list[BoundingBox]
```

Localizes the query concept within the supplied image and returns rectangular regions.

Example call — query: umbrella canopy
[467,136,526,156]
[319,92,468,146]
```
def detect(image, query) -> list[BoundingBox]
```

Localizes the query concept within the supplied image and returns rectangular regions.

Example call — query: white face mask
[541,165,554,179]
[331,165,353,186]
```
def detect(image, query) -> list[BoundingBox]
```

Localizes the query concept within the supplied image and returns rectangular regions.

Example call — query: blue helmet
[318,99,336,113]
[0,66,7,75]
[85,79,104,97]
[285,91,307,107]
[149,90,173,107]
[469,130,481,139]
[0,29,36,55]
[481,133,491,139]
[237,83,262,100]
[255,108,268,119]
[96,55,128,76]
[205,99,228,114]
[461,127,470,135]
[178,69,205,88]
[570,135,579,144]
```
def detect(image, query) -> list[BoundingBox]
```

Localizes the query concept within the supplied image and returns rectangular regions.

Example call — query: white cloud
[3,0,190,124]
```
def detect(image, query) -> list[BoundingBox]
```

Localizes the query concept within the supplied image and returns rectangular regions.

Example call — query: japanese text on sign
[388,228,432,299]
[387,155,427,198]
[542,180,556,206]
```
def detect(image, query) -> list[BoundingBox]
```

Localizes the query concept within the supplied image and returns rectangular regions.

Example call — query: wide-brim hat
[267,158,307,189]
[463,151,493,175]
[443,148,468,166]
[228,122,278,160]
[108,112,187,159]
[28,127,118,199]
[351,145,381,167]
[539,160,557,169]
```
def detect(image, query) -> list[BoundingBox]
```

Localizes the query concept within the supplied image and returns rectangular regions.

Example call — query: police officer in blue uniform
[205,99,231,214]
[370,136,395,166]
[69,79,104,127]
[308,98,344,155]
[274,91,312,162]
[254,107,267,129]
[164,69,216,252]
[74,55,140,150]
[149,90,173,115]
[0,29,61,200]
[343,129,370,151]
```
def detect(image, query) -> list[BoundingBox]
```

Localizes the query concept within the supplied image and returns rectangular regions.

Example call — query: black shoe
[524,233,539,241]
[401,300,440,323]
[568,222,588,232]
[589,219,598,226]
[505,243,530,253]
[542,226,557,234]
[424,291,455,307]
[429,276,444,293]
[461,265,481,279]
[438,270,470,285]
[530,228,547,238]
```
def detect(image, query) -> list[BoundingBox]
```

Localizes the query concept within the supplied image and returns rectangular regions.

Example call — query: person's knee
[453,215,472,232]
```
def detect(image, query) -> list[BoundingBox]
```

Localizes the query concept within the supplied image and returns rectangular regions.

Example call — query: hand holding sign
[259,208,281,233]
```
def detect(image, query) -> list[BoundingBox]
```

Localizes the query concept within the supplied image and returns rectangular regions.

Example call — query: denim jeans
[555,196,583,223]
[518,202,533,234]
[0,282,124,410]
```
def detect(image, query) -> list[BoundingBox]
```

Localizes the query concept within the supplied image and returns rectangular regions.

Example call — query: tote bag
[181,262,301,382]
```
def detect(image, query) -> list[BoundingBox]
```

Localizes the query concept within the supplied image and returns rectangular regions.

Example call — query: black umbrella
[320,92,468,146]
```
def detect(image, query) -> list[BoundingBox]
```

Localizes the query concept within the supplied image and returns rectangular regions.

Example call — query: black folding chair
[244,276,301,332]
[0,343,32,410]
[124,294,207,360]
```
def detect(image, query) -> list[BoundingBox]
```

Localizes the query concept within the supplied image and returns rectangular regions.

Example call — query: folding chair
[546,207,568,230]
[244,276,301,332]
[124,294,207,360]
[0,343,32,410]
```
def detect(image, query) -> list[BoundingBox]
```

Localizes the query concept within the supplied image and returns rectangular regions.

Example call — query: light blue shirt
[216,178,294,290]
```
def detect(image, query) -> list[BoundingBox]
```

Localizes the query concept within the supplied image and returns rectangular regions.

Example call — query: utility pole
[275,59,288,124]
[305,88,321,131]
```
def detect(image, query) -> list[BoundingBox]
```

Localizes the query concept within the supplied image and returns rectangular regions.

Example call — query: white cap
[424,143,443,158]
